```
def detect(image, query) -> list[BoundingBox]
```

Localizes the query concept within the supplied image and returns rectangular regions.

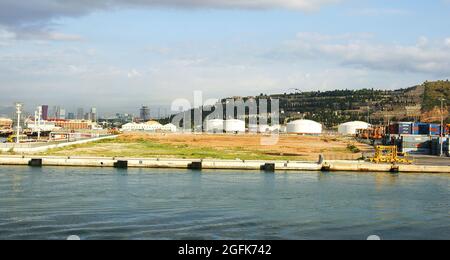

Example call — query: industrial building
[224,119,246,133]
[47,119,101,131]
[26,120,57,132]
[338,121,371,135]
[0,118,12,129]
[205,119,225,133]
[287,120,322,135]
[121,121,177,133]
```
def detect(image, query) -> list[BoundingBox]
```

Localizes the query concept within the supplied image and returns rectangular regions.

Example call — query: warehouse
[224,119,246,133]
[287,120,322,135]
[205,119,224,133]
[162,123,177,133]
[338,121,371,135]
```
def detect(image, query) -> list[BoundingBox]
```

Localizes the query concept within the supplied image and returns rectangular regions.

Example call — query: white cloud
[0,0,340,26]
[445,38,450,48]
[0,28,16,46]
[270,33,450,76]
[47,32,83,41]
[0,0,341,42]
[127,69,143,78]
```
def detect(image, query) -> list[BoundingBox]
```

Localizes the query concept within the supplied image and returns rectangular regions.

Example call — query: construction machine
[357,126,385,144]
[369,145,413,164]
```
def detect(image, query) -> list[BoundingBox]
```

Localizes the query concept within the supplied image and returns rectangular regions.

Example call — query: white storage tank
[338,121,371,135]
[287,120,322,134]
[205,119,224,133]
[163,123,177,133]
[224,119,246,133]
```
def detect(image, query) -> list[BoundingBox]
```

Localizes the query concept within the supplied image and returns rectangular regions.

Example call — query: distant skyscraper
[67,112,75,120]
[90,107,97,122]
[53,106,59,119]
[140,106,150,121]
[41,105,49,120]
[77,108,84,120]
[58,108,66,120]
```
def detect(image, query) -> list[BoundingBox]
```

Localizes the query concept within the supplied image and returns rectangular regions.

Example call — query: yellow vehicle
[6,134,29,143]
[369,145,413,164]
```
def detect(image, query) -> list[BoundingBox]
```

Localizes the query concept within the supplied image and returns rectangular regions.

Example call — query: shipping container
[418,123,442,136]
[389,122,412,135]
[431,137,450,156]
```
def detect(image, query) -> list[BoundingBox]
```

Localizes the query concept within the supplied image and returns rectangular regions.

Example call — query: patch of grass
[347,144,361,153]
[40,137,311,161]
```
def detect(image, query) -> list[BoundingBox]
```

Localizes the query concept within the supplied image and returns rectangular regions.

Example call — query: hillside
[421,80,450,123]
[185,80,449,128]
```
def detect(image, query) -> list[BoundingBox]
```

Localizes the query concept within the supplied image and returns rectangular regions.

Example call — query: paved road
[411,156,450,166]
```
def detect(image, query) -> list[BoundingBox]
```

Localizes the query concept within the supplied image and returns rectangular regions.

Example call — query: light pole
[440,98,446,157]
[37,106,42,141]
[15,103,23,144]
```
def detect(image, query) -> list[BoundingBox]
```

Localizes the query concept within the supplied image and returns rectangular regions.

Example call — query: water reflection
[0,166,448,240]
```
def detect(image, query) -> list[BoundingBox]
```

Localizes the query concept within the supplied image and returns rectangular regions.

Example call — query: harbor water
[0,166,448,240]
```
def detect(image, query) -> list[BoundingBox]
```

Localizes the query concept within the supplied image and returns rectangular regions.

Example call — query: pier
[0,155,448,173]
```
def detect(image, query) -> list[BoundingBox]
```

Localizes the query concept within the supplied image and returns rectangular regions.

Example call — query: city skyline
[1,0,450,112]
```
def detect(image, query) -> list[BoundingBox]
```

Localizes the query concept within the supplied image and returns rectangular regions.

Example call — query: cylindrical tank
[287,120,322,134]
[205,119,224,133]
[224,119,246,133]
[338,121,371,135]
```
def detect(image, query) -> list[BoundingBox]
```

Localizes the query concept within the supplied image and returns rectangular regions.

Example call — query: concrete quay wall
[0,155,449,173]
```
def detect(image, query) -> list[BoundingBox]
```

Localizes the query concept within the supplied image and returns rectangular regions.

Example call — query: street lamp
[15,103,23,144]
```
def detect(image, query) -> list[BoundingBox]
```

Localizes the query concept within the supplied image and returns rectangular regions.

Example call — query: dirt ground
[115,133,373,161]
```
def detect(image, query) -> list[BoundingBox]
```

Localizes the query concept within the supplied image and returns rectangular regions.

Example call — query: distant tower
[77,108,84,120]
[90,107,97,122]
[41,105,49,120]
[59,108,66,120]
[140,106,150,122]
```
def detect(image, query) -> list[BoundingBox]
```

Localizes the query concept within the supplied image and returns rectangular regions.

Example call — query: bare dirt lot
[43,133,373,161]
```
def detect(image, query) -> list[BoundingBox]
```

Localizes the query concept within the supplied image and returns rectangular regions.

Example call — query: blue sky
[0,0,449,115]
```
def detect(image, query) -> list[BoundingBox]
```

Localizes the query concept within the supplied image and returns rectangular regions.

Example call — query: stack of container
[388,122,412,135]
[431,137,450,156]
[419,123,441,136]
[400,135,432,155]
[384,122,448,156]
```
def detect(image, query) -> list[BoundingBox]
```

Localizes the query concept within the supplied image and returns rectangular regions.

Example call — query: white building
[205,119,224,133]
[121,122,143,131]
[121,121,176,132]
[26,120,57,132]
[224,119,246,133]
[287,120,322,134]
[338,121,371,135]
[162,123,177,133]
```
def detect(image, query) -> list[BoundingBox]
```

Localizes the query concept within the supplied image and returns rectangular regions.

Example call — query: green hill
[179,80,449,128]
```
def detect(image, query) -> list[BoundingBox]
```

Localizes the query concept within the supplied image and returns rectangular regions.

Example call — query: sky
[0,0,450,115]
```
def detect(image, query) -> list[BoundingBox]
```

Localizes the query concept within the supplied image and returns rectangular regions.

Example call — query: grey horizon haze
[0,0,449,114]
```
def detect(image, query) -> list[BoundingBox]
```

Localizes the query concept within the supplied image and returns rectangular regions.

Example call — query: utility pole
[37,106,42,141]
[440,98,446,157]
[15,103,22,144]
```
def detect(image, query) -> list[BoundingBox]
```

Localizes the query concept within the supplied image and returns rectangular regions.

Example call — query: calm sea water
[0,166,448,240]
